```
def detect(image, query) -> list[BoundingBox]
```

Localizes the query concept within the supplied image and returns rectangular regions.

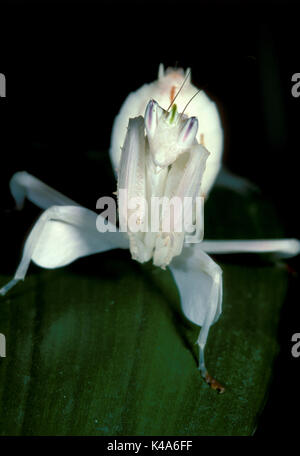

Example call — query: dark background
[0,0,299,439]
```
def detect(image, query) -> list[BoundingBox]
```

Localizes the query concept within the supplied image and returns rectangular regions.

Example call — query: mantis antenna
[166,70,191,111]
[180,88,203,119]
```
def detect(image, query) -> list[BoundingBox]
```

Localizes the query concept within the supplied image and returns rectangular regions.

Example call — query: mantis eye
[178,116,198,148]
[144,99,163,139]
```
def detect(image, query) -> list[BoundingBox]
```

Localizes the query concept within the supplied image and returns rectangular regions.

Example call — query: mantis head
[144,99,199,168]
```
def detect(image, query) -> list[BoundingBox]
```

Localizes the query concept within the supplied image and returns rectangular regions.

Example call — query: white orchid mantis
[1,64,299,393]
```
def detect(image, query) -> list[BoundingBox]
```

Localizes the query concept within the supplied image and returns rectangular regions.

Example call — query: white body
[110,65,224,197]
[1,65,299,392]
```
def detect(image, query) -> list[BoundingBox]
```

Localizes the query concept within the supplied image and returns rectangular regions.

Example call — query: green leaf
[0,185,289,435]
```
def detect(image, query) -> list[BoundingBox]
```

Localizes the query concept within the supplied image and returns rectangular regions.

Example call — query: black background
[0,0,300,440]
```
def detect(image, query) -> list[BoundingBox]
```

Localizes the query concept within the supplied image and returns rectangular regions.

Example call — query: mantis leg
[0,205,99,295]
[1,172,129,296]
[194,253,224,392]
[169,245,224,392]
[214,166,260,195]
[9,171,80,210]
[201,239,300,259]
